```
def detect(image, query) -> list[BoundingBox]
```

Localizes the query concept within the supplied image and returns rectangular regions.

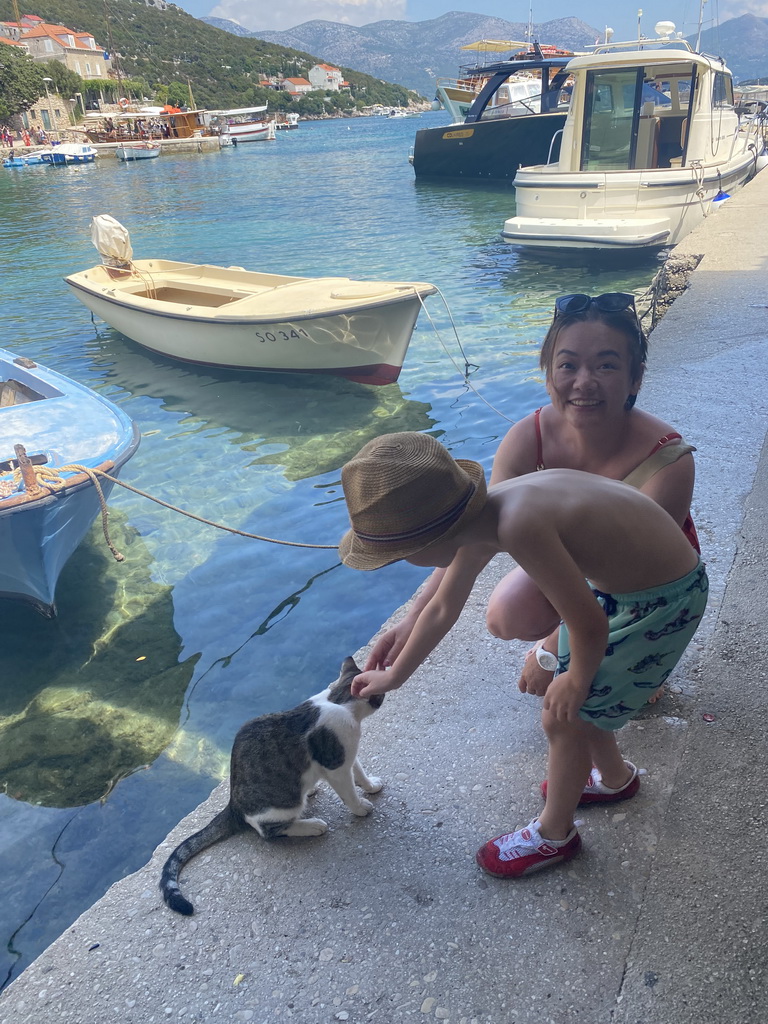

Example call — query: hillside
[0,0,415,109]
[204,12,602,97]
[691,13,768,82]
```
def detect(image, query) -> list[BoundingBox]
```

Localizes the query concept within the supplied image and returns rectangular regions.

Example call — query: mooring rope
[0,461,338,558]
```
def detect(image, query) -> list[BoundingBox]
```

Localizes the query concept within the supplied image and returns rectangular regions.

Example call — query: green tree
[0,46,45,121]
[40,58,83,101]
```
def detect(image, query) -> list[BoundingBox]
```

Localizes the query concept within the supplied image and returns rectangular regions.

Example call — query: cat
[160,656,384,916]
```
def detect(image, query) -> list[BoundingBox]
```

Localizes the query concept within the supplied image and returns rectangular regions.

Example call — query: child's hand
[352,669,403,698]
[542,672,589,722]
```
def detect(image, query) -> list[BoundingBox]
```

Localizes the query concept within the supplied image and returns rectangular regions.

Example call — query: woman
[365,292,698,700]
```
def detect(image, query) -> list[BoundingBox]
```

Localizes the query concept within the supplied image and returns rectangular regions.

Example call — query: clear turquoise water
[0,112,660,984]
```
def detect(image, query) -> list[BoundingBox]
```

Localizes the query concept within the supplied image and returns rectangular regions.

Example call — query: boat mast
[102,0,124,101]
[695,0,708,50]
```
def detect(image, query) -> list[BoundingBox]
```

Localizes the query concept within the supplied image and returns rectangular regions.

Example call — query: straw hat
[339,432,487,571]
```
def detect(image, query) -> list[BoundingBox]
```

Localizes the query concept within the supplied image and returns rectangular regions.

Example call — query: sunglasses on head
[554,292,636,316]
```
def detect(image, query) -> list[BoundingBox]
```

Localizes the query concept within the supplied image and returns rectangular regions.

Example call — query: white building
[308,64,348,92]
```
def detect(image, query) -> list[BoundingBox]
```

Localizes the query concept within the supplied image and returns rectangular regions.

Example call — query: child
[339,431,708,878]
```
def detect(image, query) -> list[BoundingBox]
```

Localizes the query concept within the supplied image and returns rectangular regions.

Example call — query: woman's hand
[517,651,557,696]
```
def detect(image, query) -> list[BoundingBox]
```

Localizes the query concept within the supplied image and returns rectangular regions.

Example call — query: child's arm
[352,545,491,696]
[513,534,609,721]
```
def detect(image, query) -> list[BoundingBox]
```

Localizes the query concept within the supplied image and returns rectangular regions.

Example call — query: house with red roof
[281,78,313,97]
[8,18,111,78]
[308,64,349,92]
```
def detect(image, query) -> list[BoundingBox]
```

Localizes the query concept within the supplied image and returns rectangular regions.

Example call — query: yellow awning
[460,39,529,52]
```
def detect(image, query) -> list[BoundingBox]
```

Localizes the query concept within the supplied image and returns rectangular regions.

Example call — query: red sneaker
[540,760,640,805]
[476,819,581,878]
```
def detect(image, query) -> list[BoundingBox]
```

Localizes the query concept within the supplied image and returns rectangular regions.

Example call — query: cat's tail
[160,806,244,916]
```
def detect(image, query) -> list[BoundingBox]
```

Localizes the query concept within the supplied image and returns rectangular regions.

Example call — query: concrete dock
[2,172,768,1024]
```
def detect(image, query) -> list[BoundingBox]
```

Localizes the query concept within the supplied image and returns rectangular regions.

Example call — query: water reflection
[85,329,437,480]
[0,511,197,808]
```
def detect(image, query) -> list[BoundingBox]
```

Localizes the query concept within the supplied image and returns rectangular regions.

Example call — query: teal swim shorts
[556,560,709,731]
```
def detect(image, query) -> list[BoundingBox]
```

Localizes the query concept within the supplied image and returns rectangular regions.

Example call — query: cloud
[209,0,407,33]
[719,0,768,16]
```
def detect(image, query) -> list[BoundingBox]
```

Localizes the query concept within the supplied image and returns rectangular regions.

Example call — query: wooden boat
[502,22,768,253]
[411,42,573,182]
[0,348,140,616]
[116,141,161,161]
[65,217,437,387]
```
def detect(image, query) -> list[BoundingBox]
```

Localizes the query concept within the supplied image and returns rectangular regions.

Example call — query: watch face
[536,648,559,672]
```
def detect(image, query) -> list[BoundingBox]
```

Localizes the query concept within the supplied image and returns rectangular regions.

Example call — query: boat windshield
[580,62,696,171]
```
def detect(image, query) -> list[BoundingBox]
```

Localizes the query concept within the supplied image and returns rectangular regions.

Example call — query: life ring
[118,98,129,109]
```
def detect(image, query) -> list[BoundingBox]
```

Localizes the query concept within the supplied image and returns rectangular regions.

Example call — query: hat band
[353,481,476,546]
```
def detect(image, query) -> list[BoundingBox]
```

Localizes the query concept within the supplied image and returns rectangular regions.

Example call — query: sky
[174,0,767,40]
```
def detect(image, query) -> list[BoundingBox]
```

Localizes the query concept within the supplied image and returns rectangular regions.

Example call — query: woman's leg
[486,566,561,641]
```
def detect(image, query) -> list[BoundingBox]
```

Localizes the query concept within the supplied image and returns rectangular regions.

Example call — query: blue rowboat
[0,349,140,616]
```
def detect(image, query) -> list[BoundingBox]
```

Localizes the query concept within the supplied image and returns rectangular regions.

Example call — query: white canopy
[208,106,268,117]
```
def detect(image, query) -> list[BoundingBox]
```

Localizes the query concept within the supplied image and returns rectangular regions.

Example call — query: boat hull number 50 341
[254,326,311,344]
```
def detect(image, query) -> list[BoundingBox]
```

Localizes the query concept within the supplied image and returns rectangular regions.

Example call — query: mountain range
[202,11,768,94]
[201,13,603,97]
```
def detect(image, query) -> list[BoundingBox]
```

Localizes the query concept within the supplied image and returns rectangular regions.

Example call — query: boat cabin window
[713,72,734,108]
[580,63,696,171]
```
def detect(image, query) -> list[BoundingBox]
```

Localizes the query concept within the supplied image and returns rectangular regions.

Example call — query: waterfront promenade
[2,171,767,1024]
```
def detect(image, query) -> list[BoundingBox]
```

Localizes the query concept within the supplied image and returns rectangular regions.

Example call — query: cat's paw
[351,798,374,816]
[286,817,328,837]
[360,776,383,793]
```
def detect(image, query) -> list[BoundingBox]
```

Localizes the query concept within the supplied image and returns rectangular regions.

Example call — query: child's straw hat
[339,432,487,570]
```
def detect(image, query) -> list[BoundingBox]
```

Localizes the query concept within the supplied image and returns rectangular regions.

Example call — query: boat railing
[546,128,564,165]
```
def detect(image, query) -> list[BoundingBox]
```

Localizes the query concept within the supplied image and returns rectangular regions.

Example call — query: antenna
[696,0,708,50]
[526,1,533,44]
[637,8,643,43]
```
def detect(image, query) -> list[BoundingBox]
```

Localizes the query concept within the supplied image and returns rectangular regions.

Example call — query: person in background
[365,293,699,704]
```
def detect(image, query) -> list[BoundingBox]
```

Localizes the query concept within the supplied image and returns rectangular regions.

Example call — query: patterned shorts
[556,561,709,732]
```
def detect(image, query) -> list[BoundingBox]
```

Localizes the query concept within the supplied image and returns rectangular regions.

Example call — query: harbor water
[0,111,661,986]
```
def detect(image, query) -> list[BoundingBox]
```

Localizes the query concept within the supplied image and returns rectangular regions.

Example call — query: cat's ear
[340,656,361,682]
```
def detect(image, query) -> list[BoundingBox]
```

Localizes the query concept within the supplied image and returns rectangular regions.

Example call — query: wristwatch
[535,646,559,672]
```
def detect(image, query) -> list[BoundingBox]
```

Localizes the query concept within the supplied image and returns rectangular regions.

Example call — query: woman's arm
[638,451,695,528]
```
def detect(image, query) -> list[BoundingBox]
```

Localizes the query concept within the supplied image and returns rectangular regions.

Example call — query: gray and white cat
[160,656,384,916]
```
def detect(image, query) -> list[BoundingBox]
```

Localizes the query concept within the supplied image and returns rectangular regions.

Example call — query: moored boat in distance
[0,349,140,616]
[411,41,574,182]
[65,216,437,387]
[207,106,277,143]
[41,143,97,165]
[116,141,161,161]
[502,21,768,253]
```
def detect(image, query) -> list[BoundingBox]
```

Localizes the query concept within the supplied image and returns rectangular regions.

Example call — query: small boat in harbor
[41,143,97,165]
[208,106,277,143]
[65,216,437,386]
[116,141,161,161]
[502,22,768,253]
[0,348,140,616]
[411,41,574,182]
[2,151,51,168]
